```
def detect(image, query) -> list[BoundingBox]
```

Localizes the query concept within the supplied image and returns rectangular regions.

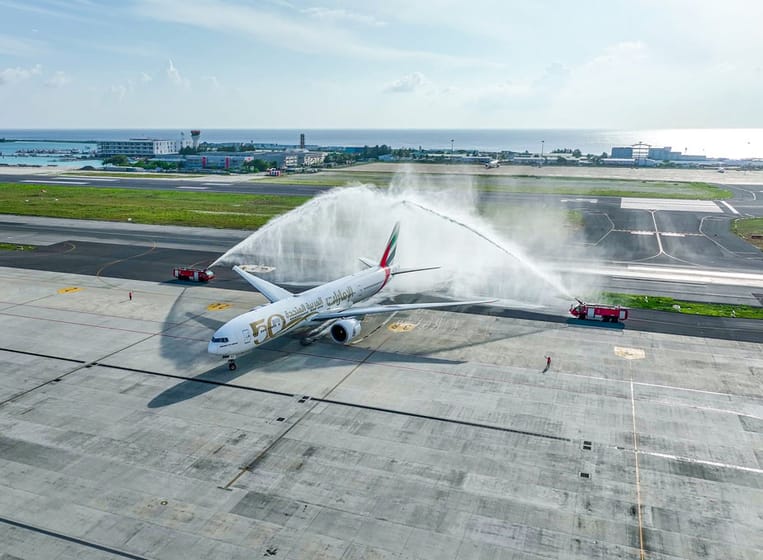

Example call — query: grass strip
[263,173,731,199]
[601,292,763,319]
[732,217,763,250]
[0,183,308,229]
[0,242,35,251]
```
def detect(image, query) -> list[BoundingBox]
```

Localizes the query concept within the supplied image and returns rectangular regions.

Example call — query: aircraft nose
[208,328,228,355]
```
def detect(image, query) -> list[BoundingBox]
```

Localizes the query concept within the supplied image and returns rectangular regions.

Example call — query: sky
[1,0,762,129]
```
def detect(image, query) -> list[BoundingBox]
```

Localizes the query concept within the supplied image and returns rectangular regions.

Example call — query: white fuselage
[208,266,390,357]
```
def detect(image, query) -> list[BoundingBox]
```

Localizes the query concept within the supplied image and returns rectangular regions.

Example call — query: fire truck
[569,300,628,323]
[173,267,215,282]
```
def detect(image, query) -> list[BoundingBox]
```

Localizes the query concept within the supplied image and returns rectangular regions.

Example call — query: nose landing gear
[227,357,237,371]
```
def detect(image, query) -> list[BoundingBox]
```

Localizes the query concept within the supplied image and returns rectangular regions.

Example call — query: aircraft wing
[233,265,293,303]
[312,299,495,321]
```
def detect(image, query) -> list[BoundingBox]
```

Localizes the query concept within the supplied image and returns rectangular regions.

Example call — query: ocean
[1,128,762,162]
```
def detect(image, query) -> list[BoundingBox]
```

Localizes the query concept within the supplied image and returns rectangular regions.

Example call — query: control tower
[191,130,201,150]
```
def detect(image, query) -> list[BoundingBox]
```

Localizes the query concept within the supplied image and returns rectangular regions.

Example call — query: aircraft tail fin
[233,265,293,303]
[379,222,400,267]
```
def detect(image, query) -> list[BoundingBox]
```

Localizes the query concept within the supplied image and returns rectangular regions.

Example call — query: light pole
[540,140,544,166]
[450,138,454,162]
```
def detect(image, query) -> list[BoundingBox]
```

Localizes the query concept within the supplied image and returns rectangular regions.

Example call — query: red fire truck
[173,267,215,282]
[569,300,628,322]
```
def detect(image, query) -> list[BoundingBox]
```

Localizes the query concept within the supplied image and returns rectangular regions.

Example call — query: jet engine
[329,319,362,344]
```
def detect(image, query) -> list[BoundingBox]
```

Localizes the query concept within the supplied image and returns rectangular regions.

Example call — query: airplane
[208,222,493,370]
[484,159,500,168]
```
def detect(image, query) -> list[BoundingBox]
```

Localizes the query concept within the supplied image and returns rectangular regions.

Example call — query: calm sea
[1,128,762,161]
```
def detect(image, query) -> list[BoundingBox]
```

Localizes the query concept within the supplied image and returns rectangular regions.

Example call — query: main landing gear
[299,337,315,347]
[227,357,237,371]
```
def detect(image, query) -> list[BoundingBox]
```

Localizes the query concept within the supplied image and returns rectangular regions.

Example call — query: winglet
[233,265,293,303]
[379,222,400,267]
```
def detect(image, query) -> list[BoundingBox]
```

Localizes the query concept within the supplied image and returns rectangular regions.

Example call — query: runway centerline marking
[62,176,117,182]
[20,179,88,185]
[176,186,209,190]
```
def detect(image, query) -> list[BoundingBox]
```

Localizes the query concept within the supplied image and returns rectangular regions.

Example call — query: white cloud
[0,64,41,85]
[109,79,135,101]
[202,75,220,89]
[166,58,190,88]
[134,0,500,69]
[45,70,70,88]
[0,33,45,56]
[384,72,428,93]
[302,7,385,27]
[0,0,96,22]
[140,72,152,82]
[109,84,128,101]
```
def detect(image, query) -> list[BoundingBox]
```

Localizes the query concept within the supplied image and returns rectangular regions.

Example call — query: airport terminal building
[98,139,184,157]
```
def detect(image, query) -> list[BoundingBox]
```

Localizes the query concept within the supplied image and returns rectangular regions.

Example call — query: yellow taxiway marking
[387,322,416,333]
[207,303,231,311]
[614,346,645,360]
[57,287,81,294]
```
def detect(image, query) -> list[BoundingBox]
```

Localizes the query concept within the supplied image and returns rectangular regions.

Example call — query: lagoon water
[1,128,762,162]
[0,139,100,168]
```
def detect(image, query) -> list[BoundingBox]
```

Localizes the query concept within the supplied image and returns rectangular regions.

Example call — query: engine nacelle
[329,319,362,344]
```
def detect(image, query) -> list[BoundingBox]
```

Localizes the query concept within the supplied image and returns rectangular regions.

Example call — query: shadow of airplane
[146,367,252,408]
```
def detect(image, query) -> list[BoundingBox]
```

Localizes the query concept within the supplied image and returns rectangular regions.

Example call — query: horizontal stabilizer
[233,265,293,303]
[313,299,495,321]
[392,265,440,276]
[358,257,376,268]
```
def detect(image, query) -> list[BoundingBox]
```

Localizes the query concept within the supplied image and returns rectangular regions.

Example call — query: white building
[98,139,180,157]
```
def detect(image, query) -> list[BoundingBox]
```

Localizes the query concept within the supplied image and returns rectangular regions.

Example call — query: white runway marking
[640,450,763,475]
[630,231,654,235]
[719,201,740,215]
[176,186,209,190]
[21,180,88,185]
[62,176,117,182]
[560,263,763,288]
[620,198,723,213]
[203,182,231,186]
[661,232,686,237]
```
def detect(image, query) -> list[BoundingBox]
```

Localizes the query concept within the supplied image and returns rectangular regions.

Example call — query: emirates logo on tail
[379,222,399,267]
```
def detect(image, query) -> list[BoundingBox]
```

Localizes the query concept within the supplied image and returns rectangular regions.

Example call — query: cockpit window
[211,337,229,343]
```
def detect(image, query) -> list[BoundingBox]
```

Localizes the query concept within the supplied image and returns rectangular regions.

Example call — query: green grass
[732,217,763,250]
[0,242,35,251]
[264,172,731,199]
[600,292,763,319]
[0,183,309,229]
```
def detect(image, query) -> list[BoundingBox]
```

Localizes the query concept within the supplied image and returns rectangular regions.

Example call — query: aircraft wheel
[300,338,313,346]
[228,361,237,371]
